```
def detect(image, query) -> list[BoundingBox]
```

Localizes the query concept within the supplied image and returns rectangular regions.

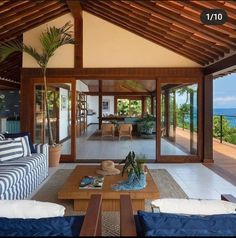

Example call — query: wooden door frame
[21,77,76,162]
[156,77,202,163]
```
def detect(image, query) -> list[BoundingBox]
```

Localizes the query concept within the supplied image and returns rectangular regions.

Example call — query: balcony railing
[213,115,236,144]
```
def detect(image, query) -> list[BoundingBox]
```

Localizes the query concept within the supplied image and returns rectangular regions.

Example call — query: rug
[32,169,188,236]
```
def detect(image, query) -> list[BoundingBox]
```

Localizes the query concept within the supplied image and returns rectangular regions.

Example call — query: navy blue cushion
[4,132,36,153]
[137,211,236,236]
[0,216,84,237]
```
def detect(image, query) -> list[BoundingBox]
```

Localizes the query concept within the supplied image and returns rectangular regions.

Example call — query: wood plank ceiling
[0,0,236,88]
[0,0,70,87]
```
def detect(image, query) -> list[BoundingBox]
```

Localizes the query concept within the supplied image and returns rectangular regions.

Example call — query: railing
[213,114,236,144]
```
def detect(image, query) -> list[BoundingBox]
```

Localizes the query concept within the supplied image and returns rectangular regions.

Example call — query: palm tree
[0,21,75,146]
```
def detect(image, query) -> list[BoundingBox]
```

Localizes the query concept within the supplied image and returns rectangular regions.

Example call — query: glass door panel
[34,83,72,155]
[160,83,198,156]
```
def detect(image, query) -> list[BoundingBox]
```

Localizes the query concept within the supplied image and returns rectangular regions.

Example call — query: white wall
[87,96,98,124]
[59,88,69,140]
[23,13,74,68]
[102,96,114,116]
[83,11,201,68]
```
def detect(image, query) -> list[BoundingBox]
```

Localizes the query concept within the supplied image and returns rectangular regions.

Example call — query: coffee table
[58,165,160,211]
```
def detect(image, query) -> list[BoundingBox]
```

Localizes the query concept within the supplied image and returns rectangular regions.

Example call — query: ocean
[213,108,236,128]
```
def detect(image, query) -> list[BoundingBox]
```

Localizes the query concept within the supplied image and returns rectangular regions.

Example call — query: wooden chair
[118,124,133,140]
[120,194,236,237]
[101,123,115,140]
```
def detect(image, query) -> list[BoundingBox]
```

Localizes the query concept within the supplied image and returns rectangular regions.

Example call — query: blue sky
[214,73,236,109]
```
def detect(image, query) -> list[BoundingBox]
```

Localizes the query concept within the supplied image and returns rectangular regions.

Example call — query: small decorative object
[112,151,147,191]
[96,160,120,176]
[79,175,104,189]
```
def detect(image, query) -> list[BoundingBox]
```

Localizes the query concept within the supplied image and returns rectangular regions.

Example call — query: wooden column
[164,90,169,137]
[190,90,194,154]
[150,95,154,115]
[98,80,102,129]
[114,96,117,114]
[66,0,83,68]
[156,78,161,162]
[203,75,214,163]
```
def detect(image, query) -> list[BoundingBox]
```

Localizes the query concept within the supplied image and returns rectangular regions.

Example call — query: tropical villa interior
[0,0,236,236]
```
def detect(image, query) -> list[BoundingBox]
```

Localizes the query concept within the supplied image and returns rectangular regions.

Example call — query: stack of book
[79,175,104,189]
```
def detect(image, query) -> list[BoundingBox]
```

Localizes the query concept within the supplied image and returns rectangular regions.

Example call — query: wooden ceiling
[0,0,70,86]
[80,0,236,66]
[81,79,156,93]
[0,0,236,89]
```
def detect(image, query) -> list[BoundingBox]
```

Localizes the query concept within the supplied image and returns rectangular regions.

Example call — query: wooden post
[66,0,83,68]
[203,75,214,163]
[164,89,169,138]
[190,90,194,153]
[98,80,102,130]
[150,95,154,115]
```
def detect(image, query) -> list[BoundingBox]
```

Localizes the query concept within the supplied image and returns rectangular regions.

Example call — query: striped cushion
[0,134,5,141]
[0,154,46,174]
[19,136,32,157]
[0,139,24,162]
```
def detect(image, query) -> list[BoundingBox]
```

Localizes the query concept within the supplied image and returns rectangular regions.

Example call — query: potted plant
[137,114,155,138]
[119,151,141,180]
[0,22,75,167]
[136,154,147,173]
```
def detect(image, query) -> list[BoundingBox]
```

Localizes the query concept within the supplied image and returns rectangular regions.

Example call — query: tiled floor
[29,162,236,200]
[61,125,187,160]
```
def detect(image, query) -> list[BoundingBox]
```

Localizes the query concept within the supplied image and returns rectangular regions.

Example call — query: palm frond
[0,40,23,62]
[40,21,74,60]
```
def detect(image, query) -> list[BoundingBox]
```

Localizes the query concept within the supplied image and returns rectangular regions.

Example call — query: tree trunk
[43,68,54,145]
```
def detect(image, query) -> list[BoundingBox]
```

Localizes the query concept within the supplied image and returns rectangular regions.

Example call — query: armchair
[120,194,236,237]
[118,124,133,140]
[101,123,115,140]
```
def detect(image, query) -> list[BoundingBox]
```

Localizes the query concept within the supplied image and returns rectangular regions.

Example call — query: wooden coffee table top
[58,165,160,200]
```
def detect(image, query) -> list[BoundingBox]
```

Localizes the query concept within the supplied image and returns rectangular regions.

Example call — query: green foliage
[0,21,74,145]
[119,151,141,179]
[137,114,155,135]
[117,99,141,116]
[213,116,236,144]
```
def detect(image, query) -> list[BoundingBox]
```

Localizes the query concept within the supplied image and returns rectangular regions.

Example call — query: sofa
[0,137,48,200]
[120,194,236,236]
[0,194,102,236]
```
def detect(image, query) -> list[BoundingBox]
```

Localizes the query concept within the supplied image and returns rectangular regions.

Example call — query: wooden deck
[173,128,236,186]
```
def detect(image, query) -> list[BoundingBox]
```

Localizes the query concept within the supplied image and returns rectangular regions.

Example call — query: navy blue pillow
[0,216,84,237]
[137,211,236,236]
[4,132,36,153]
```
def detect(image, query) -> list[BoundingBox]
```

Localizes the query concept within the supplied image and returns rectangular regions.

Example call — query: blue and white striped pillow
[0,139,24,162]
[20,136,32,157]
[0,134,5,141]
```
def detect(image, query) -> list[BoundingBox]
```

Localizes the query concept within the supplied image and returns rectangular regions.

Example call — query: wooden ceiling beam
[0,1,42,22]
[120,1,226,56]
[0,9,69,42]
[0,1,58,27]
[66,0,82,17]
[156,1,236,37]
[132,1,236,49]
[0,78,20,89]
[191,1,236,21]
[1,2,67,33]
[82,2,212,63]
[204,53,236,75]
[83,7,206,65]
[0,0,29,12]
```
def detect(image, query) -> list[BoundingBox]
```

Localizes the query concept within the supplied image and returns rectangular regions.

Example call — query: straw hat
[96,160,120,176]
